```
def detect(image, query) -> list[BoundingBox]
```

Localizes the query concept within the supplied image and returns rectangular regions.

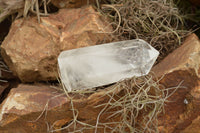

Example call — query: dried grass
[0,0,50,23]
[96,0,190,61]
[52,73,182,133]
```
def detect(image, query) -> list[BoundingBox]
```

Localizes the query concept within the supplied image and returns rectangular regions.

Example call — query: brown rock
[152,34,200,132]
[42,6,113,51]
[1,6,112,82]
[0,84,119,132]
[1,18,59,82]
[152,33,200,78]
[182,115,200,133]
[51,0,95,8]
[0,84,67,132]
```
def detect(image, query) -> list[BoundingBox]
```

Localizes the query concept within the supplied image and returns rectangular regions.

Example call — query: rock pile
[0,1,200,133]
[152,34,200,132]
[1,6,112,82]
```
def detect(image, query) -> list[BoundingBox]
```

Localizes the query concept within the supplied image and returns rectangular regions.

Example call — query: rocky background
[0,0,199,132]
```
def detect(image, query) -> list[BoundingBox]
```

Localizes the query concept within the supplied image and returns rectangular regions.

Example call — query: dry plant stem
[96,75,182,132]
[94,86,117,133]
[27,93,65,123]
[49,71,96,132]
[99,4,121,34]
[99,0,189,61]
[55,73,182,132]
[43,0,47,14]
[0,0,24,23]
[24,0,31,17]
[26,0,50,22]
[0,0,49,23]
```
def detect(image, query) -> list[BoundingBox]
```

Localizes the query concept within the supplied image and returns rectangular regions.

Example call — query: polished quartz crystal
[58,39,159,91]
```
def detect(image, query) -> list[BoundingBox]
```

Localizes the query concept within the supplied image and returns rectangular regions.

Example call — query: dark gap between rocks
[0,17,18,104]
[41,2,59,14]
[0,17,12,45]
[0,79,20,104]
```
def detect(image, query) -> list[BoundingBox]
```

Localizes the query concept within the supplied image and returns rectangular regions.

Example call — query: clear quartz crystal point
[58,39,159,91]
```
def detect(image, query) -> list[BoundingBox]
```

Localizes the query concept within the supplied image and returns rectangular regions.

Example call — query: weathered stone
[0,84,120,133]
[152,34,200,132]
[1,17,60,82]
[0,84,67,132]
[152,34,200,78]
[1,6,112,82]
[182,115,200,133]
[51,0,95,8]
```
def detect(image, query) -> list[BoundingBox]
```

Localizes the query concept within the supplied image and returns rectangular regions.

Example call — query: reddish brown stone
[152,34,200,132]
[152,34,200,78]
[0,84,120,132]
[1,6,112,82]
[182,115,200,133]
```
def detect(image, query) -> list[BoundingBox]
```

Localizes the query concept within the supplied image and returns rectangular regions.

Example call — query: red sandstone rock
[0,84,119,132]
[1,6,112,82]
[152,34,200,132]
[0,84,67,132]
[182,115,200,133]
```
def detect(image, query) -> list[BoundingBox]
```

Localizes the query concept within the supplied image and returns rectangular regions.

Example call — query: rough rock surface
[152,34,200,132]
[51,0,95,8]
[1,6,112,82]
[0,84,119,133]
[182,115,200,133]
[0,84,67,132]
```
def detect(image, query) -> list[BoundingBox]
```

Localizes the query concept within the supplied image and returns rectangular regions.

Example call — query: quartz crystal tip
[58,39,159,92]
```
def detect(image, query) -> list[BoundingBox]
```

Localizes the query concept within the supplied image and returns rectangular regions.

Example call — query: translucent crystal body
[58,39,159,91]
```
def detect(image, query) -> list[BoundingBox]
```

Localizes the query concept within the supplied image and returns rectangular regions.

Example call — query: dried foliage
[97,0,190,61]
[0,0,24,22]
[50,74,181,132]
[93,75,167,133]
[0,0,50,23]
